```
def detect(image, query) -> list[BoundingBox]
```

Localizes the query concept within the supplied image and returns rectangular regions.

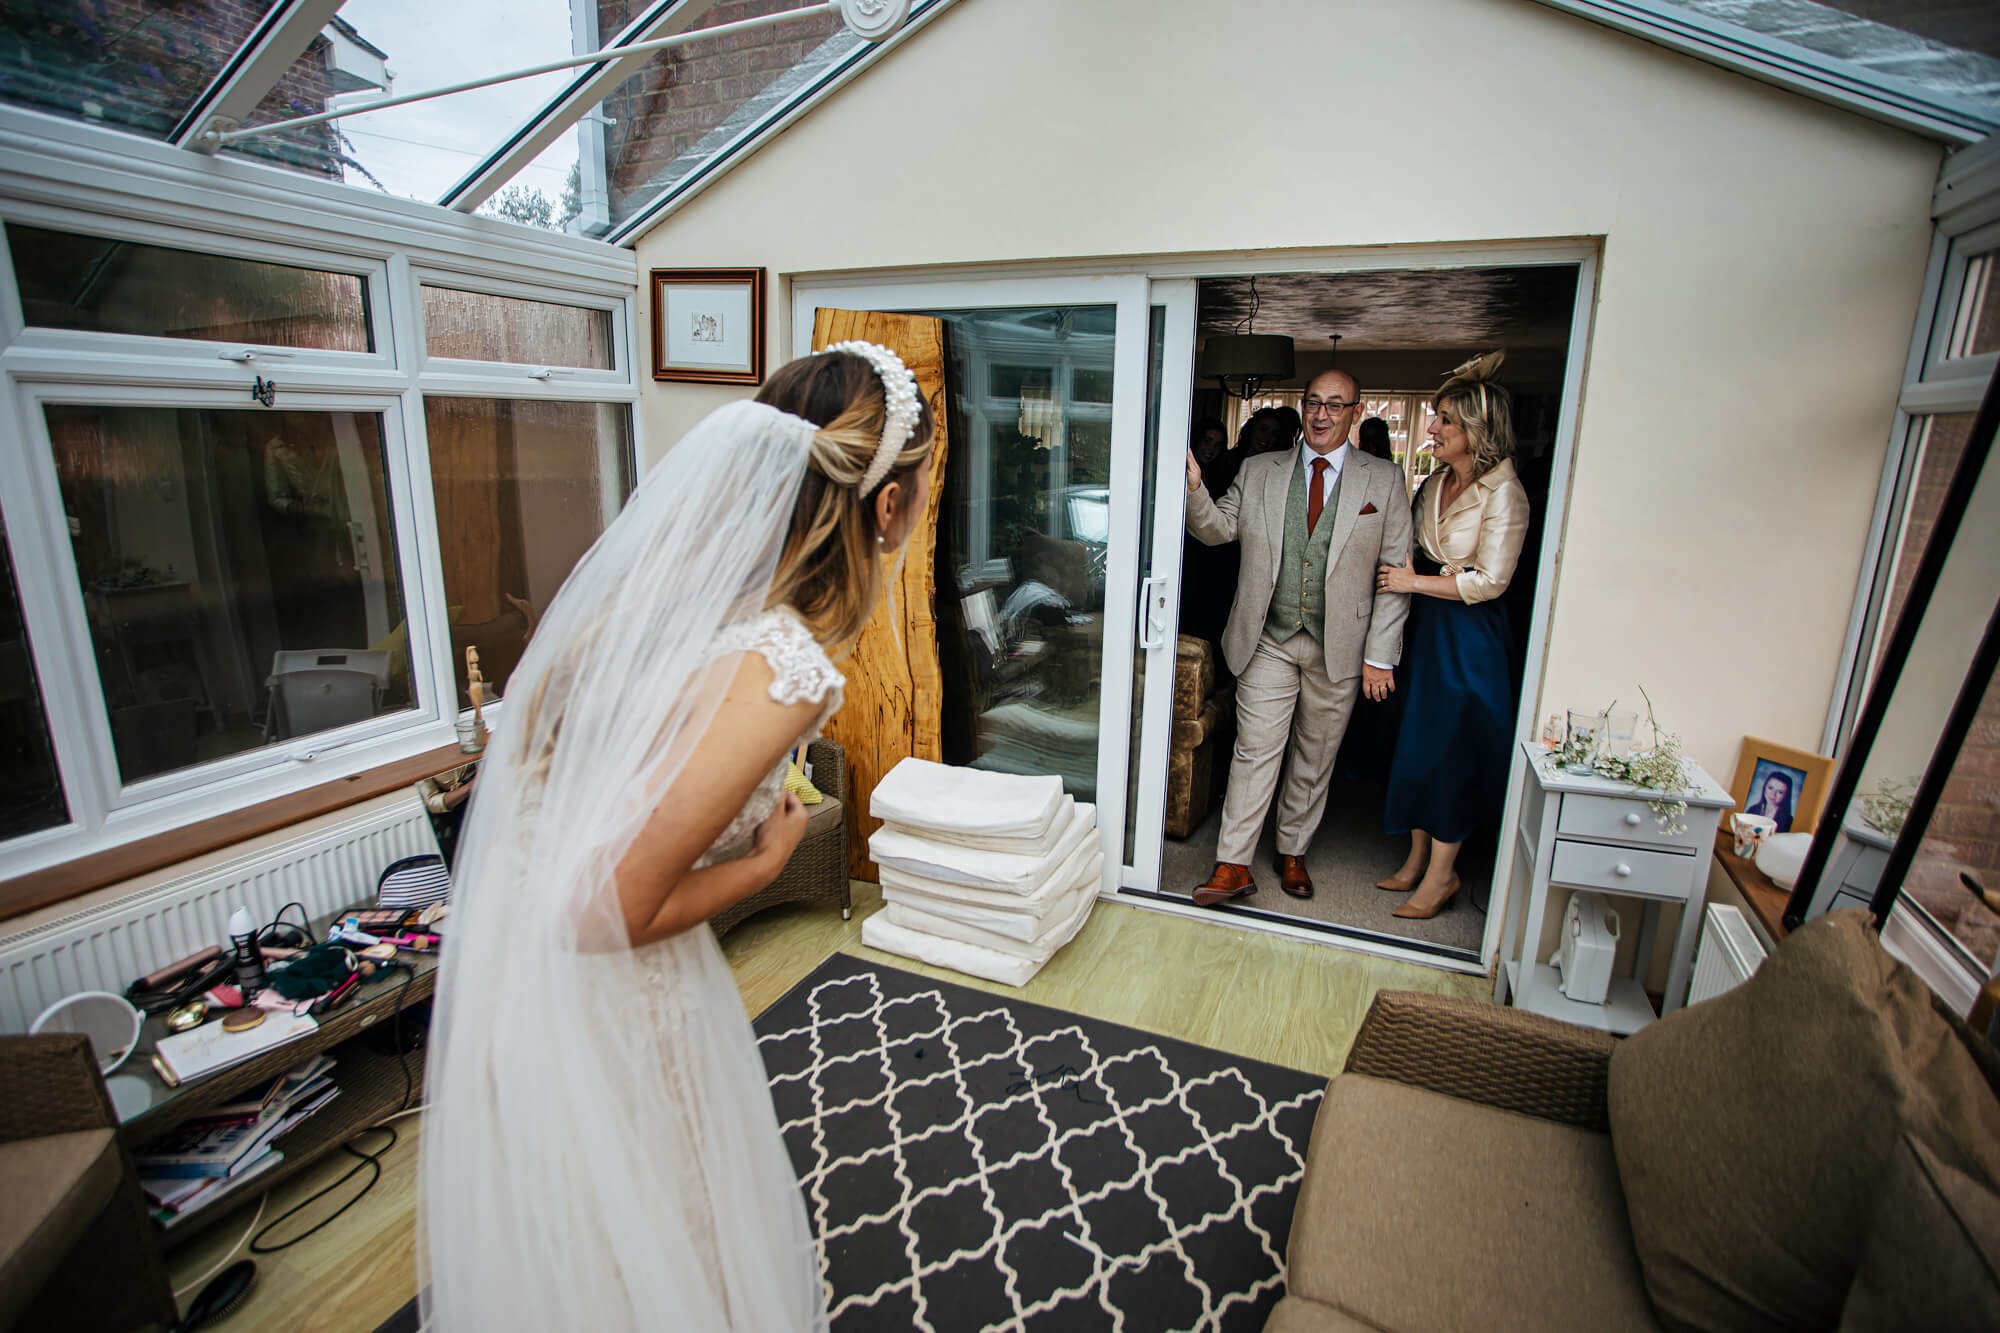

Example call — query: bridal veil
[421,400,829,1331]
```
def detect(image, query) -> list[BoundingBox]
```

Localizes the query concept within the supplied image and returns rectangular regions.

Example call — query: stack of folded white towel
[859,757,1100,987]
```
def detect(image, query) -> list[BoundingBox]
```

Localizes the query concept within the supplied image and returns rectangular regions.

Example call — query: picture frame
[649,267,766,385]
[1729,736,1834,836]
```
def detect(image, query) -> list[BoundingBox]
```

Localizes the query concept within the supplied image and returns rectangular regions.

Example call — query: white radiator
[1689,903,1768,1005]
[0,793,438,1034]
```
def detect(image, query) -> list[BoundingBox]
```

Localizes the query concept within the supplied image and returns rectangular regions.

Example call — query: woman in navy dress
[1375,353,1531,919]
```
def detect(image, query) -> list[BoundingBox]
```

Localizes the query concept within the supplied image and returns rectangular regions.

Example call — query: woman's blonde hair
[756,349,938,653]
[1434,350,1515,477]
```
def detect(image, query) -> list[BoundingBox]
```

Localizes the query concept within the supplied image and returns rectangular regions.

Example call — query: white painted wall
[631,0,1941,787]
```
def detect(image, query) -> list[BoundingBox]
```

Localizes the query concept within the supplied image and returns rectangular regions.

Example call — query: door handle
[1138,575,1169,650]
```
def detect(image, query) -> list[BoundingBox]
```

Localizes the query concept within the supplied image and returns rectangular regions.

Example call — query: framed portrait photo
[1729,737,1834,835]
[650,267,766,385]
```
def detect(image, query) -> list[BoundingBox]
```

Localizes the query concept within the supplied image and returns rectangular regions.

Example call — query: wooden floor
[167,882,1483,1331]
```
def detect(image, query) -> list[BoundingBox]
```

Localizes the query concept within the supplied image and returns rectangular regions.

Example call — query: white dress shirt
[1296,439,1391,672]
[1297,439,1348,511]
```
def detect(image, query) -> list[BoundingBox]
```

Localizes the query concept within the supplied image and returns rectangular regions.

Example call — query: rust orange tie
[1307,457,1329,535]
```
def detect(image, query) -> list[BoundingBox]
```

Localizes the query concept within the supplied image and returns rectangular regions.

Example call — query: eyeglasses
[1303,398,1359,416]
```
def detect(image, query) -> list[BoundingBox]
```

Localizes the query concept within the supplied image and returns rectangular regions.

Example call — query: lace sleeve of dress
[724,611,844,709]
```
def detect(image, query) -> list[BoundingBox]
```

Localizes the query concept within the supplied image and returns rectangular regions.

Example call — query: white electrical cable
[172,1193,268,1302]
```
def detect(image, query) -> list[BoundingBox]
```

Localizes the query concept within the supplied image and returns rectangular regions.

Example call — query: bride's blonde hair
[1434,350,1515,477]
[757,349,938,653]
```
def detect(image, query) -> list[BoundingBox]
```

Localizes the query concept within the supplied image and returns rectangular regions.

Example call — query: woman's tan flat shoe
[1392,874,1462,920]
[1375,872,1420,892]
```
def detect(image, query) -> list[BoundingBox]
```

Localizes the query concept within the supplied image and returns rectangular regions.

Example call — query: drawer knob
[1615,862,1633,877]
[1623,812,1641,827]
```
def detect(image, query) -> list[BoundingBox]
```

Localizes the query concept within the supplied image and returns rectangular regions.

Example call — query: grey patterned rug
[375,954,1324,1332]
[760,953,1324,1332]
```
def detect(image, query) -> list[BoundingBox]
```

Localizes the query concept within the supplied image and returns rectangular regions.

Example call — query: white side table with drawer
[1496,740,1735,1033]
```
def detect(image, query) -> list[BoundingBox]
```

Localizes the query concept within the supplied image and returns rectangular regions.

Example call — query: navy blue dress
[1383,503,1517,846]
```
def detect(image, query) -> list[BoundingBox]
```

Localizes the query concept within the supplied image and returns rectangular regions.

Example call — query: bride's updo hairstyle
[1434,350,1516,478]
[757,348,937,651]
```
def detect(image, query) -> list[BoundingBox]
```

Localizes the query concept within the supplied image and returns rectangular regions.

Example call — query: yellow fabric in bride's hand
[784,762,824,805]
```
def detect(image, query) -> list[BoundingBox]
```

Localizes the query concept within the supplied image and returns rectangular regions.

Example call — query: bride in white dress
[420,344,934,1331]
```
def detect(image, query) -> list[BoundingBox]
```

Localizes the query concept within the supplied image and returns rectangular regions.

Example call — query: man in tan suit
[1184,370,1412,904]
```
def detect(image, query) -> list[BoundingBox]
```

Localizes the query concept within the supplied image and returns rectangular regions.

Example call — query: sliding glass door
[792,276,1189,890]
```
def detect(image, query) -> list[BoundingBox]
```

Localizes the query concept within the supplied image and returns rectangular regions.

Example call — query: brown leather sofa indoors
[0,1034,175,1333]
[1269,911,2000,1332]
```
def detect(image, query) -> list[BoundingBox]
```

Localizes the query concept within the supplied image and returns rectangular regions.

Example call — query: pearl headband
[827,340,922,497]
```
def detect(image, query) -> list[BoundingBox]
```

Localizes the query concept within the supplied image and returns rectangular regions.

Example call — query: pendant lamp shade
[1200,333,1295,398]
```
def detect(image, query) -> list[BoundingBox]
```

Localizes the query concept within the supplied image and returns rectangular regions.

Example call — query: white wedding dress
[422,404,841,1332]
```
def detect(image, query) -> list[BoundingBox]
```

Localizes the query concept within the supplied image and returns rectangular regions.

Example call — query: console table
[1496,741,1734,1033]
[114,917,437,1249]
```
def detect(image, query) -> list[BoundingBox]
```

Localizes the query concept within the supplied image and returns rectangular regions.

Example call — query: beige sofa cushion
[0,1129,121,1325]
[1262,1293,1383,1332]
[1289,1074,1661,1333]
[1837,1132,2000,1330]
[1607,909,2000,1332]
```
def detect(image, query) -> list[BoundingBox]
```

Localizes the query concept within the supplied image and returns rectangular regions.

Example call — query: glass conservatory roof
[0,0,1990,250]
[0,0,955,245]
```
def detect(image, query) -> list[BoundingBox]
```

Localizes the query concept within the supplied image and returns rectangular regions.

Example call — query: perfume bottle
[227,905,267,997]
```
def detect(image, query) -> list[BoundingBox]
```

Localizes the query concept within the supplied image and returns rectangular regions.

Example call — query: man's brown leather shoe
[1278,854,1313,899]
[1192,862,1256,907]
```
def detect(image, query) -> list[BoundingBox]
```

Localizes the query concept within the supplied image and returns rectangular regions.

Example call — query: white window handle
[217,348,296,363]
[1138,575,1170,650]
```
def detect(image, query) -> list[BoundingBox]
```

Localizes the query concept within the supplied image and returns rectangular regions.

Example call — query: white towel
[869,757,1066,844]
[860,867,1097,988]
[885,854,1101,955]
[870,800,1094,894]
[880,841,1097,940]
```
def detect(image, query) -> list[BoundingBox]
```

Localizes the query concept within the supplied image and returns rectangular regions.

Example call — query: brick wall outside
[1877,412,2000,967]
[595,0,841,212]
[235,33,342,179]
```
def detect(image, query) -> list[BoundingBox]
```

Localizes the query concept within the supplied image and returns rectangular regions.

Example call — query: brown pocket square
[1359,502,1379,515]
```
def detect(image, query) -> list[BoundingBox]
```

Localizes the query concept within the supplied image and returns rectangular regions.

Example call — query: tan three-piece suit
[1186,443,1413,867]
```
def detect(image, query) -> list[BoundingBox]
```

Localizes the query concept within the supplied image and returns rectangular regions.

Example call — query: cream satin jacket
[1417,458,1530,605]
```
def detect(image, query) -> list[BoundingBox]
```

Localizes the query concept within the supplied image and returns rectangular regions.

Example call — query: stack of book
[137,1055,340,1227]
[860,758,1100,987]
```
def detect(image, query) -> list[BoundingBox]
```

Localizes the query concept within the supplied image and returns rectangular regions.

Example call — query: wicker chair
[712,739,851,936]
[0,1034,176,1333]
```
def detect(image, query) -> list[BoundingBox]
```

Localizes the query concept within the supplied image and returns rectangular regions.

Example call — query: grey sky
[332,0,584,208]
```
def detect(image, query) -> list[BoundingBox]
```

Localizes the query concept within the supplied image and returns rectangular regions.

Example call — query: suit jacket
[1186,446,1413,680]
[1415,458,1531,605]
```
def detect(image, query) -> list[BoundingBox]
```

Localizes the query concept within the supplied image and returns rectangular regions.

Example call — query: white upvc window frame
[1828,136,2000,755]
[410,267,636,389]
[0,105,641,884]
[1822,133,2000,1007]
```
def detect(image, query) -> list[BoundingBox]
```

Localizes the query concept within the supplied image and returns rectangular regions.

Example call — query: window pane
[220,2,585,214]
[1877,414,1975,672]
[0,1,280,139]
[1854,410,1998,974]
[928,305,1118,803]
[1899,661,2000,976]
[1946,253,2000,361]
[0,515,67,838]
[8,224,372,352]
[422,287,613,368]
[45,406,414,784]
[423,398,633,705]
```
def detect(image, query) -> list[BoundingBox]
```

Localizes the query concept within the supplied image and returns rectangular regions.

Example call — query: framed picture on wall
[649,267,766,384]
[1729,737,1834,835]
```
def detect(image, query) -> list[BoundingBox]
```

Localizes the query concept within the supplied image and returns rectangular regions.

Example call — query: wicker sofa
[1270,911,2000,1332]
[711,738,850,936]
[0,1034,175,1333]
